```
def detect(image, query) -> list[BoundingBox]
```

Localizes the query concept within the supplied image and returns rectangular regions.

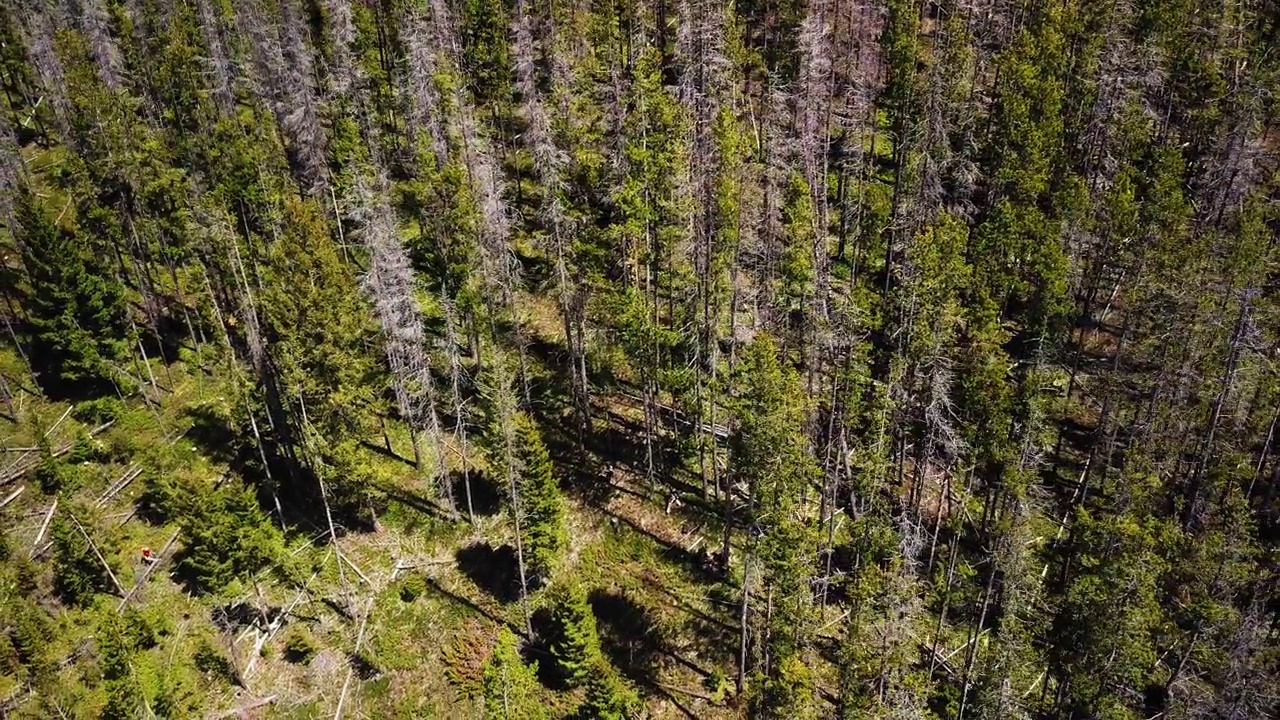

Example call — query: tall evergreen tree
[14,188,128,395]
[482,627,547,719]
[544,582,602,687]
[513,412,568,586]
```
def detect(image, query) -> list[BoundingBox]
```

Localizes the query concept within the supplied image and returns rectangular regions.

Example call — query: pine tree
[545,582,602,687]
[177,481,282,593]
[258,196,386,522]
[14,188,128,395]
[482,627,547,719]
[578,659,641,720]
[98,613,143,720]
[7,599,55,688]
[730,334,819,712]
[51,511,116,607]
[514,413,568,586]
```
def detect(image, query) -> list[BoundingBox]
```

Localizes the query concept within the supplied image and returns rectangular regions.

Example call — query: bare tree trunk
[443,299,475,522]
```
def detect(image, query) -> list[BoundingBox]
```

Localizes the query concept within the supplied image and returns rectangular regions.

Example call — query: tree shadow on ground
[604,509,723,586]
[210,601,283,634]
[456,542,522,604]
[451,469,502,517]
[382,484,454,522]
[525,606,563,689]
[182,404,346,534]
[424,577,512,630]
[360,438,415,467]
[184,402,242,467]
[138,308,190,370]
[589,589,666,688]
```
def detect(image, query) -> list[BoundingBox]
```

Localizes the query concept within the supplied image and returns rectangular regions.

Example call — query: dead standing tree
[21,11,73,143]
[354,175,459,519]
[401,3,449,166]
[235,0,329,195]
[69,0,124,92]
[194,0,236,116]
[484,351,535,636]
[514,0,592,442]
[795,0,837,399]
[677,0,734,500]
[405,0,531,401]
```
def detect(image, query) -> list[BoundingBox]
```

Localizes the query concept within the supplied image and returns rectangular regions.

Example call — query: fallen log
[214,694,277,719]
[30,500,56,555]
[0,485,23,508]
[0,420,116,485]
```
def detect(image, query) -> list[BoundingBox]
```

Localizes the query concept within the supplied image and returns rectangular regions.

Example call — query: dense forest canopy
[0,0,1277,718]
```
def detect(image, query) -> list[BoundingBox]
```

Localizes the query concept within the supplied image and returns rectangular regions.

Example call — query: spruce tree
[482,627,547,719]
[98,613,143,720]
[514,412,568,586]
[578,659,641,720]
[730,334,820,713]
[14,188,128,395]
[177,481,281,593]
[51,512,114,607]
[545,582,602,687]
[258,196,386,521]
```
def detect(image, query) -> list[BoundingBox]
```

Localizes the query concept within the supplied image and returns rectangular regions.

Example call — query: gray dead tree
[234,0,328,194]
[754,85,792,337]
[404,0,529,398]
[322,0,359,98]
[234,0,287,110]
[884,516,930,716]
[69,0,124,91]
[22,12,73,142]
[795,0,833,231]
[401,3,449,166]
[353,174,457,518]
[194,0,236,115]
[456,102,532,402]
[0,111,22,227]
[483,350,534,635]
[440,297,475,521]
[514,0,591,438]
[277,0,327,194]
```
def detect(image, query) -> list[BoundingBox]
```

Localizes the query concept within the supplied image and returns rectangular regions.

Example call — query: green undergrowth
[0,345,747,718]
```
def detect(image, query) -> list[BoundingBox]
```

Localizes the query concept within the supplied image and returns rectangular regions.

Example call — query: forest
[0,0,1277,717]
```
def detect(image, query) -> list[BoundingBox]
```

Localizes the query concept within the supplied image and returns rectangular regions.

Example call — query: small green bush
[193,639,239,686]
[122,607,160,650]
[704,668,732,703]
[36,456,80,495]
[68,432,110,464]
[578,660,641,720]
[72,397,124,425]
[283,627,318,664]
[399,573,427,603]
[0,632,20,675]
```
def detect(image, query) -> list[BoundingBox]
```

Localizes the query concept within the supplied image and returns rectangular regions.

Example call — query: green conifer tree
[578,658,641,720]
[731,334,820,714]
[545,582,602,687]
[177,481,281,593]
[99,613,143,720]
[51,512,113,607]
[14,188,128,395]
[514,413,568,586]
[482,627,547,719]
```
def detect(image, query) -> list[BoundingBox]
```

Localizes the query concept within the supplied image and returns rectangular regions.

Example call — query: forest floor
[0,296,759,718]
